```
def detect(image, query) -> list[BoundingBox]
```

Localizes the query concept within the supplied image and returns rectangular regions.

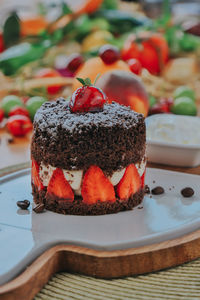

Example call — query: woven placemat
[1,165,200,299]
[35,259,200,300]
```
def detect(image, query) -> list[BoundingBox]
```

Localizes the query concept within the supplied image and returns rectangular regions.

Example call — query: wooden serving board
[0,167,200,299]
[1,229,200,300]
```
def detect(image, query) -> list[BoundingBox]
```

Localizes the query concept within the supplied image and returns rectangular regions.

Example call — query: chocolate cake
[31,91,146,215]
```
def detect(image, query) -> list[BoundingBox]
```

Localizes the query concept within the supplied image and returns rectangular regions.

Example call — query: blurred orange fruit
[73,57,130,91]
[75,0,104,14]
[20,16,48,36]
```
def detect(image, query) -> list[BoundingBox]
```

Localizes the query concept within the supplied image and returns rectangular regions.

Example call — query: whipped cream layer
[39,157,146,195]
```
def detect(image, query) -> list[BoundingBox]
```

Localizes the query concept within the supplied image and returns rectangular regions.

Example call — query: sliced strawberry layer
[81,165,116,204]
[116,164,141,200]
[31,159,44,191]
[141,170,146,189]
[47,168,74,202]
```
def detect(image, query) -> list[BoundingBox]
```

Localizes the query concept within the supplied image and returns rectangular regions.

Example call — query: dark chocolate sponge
[31,98,146,175]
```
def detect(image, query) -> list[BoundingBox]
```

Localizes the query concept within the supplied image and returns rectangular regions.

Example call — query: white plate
[146,114,200,167]
[0,167,200,285]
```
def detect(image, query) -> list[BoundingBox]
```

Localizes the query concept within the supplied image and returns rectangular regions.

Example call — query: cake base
[32,184,144,216]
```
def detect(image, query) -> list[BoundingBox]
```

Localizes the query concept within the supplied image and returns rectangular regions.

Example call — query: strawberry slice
[116,164,141,200]
[141,170,146,189]
[31,159,44,191]
[47,168,74,202]
[81,165,115,204]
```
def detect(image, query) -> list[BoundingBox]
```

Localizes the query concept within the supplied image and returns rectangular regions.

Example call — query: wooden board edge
[1,228,200,299]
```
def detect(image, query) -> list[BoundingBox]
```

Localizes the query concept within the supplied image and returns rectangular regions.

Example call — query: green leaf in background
[179,33,200,52]
[149,95,157,108]
[3,12,20,47]
[101,0,118,10]
[76,78,86,86]
[51,29,64,44]
[61,2,72,15]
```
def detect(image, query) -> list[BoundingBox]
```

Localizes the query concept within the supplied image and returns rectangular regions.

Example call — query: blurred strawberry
[149,98,173,115]
[0,108,4,122]
[9,106,30,117]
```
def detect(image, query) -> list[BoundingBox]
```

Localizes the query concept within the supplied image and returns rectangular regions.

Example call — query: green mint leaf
[3,12,20,47]
[76,77,93,86]
[84,78,92,86]
[76,78,86,86]
[62,2,72,15]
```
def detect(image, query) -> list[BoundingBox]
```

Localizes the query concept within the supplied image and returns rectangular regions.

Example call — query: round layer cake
[31,98,146,215]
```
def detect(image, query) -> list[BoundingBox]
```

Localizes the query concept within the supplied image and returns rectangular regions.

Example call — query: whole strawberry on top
[69,77,107,113]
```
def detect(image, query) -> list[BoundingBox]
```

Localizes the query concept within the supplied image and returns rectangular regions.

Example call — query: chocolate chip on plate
[17,200,30,210]
[151,186,165,195]
[33,203,45,213]
[181,187,194,198]
[145,185,150,194]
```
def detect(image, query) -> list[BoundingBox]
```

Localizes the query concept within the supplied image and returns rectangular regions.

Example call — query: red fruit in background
[9,106,29,117]
[31,159,44,191]
[55,53,84,76]
[116,164,141,200]
[121,32,169,75]
[70,84,106,113]
[75,0,103,14]
[81,165,116,204]
[35,68,62,95]
[0,108,4,122]
[127,58,142,75]
[65,53,84,73]
[6,115,32,136]
[47,168,74,201]
[149,102,169,115]
[160,97,173,109]
[99,44,120,65]
[0,32,5,53]
[149,98,173,115]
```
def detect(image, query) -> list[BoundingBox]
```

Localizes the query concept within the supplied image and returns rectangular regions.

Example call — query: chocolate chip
[181,187,194,198]
[33,203,45,213]
[145,185,150,194]
[151,186,165,195]
[138,206,143,209]
[17,200,30,210]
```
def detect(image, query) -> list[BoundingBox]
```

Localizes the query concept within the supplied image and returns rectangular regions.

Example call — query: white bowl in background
[145,114,200,167]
